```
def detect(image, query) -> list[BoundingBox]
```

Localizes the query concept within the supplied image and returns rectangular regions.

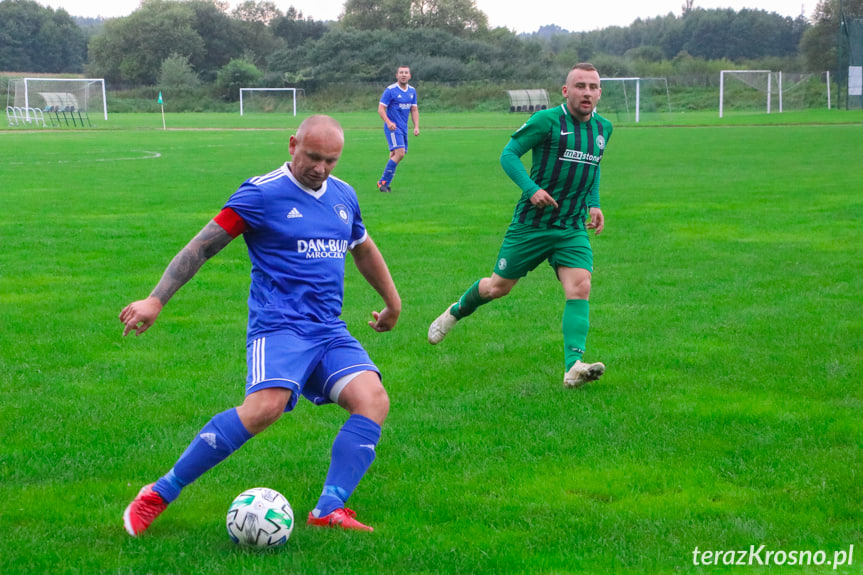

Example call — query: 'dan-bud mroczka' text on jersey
[223,164,367,339]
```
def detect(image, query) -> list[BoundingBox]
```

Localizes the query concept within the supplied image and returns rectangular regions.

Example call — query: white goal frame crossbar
[599,77,671,123]
[23,77,107,121]
[239,88,298,116]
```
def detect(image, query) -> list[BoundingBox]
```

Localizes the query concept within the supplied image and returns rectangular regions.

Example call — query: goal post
[597,77,671,123]
[18,78,107,122]
[239,88,301,116]
[719,70,832,116]
[719,70,771,118]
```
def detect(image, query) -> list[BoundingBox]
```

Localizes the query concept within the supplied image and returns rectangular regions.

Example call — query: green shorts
[493,222,593,279]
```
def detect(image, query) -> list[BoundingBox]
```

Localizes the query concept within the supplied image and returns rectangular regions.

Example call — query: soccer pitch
[1,112,861,574]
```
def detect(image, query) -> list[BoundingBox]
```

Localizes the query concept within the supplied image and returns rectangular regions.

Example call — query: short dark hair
[571,62,597,73]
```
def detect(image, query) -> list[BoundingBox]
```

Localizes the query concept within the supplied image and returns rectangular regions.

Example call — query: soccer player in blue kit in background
[377,66,419,193]
[120,115,401,534]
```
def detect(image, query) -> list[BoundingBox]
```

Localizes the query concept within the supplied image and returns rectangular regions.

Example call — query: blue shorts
[245,329,379,412]
[384,127,408,152]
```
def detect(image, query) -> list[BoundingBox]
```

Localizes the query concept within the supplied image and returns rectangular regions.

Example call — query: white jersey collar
[283,162,327,199]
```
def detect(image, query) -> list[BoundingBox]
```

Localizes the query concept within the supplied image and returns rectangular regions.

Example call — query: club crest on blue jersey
[333,204,350,224]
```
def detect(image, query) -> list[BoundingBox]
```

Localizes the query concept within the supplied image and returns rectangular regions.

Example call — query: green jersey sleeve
[500,138,539,196]
[499,111,556,196]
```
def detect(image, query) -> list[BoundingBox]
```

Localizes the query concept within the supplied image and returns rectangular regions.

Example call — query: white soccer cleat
[563,360,606,389]
[428,303,459,345]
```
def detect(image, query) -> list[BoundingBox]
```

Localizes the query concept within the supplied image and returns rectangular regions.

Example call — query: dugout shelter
[507,89,549,112]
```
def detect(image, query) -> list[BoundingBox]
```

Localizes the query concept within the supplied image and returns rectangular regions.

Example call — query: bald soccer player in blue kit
[120,115,401,535]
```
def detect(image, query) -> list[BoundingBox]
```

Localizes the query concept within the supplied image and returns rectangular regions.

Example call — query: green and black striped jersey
[508,104,612,229]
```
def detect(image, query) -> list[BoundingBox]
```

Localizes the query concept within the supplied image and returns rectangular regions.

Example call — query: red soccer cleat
[307,507,373,532]
[123,483,168,536]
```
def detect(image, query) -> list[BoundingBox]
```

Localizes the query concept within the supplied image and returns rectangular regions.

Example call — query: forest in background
[1,0,862,111]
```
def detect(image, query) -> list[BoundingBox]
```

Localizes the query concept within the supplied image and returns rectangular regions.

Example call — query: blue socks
[380,159,398,186]
[151,408,381,516]
[312,414,381,517]
[154,408,252,503]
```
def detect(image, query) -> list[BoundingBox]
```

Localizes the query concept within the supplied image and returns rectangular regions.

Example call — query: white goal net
[9,77,107,126]
[719,70,830,117]
[597,77,671,123]
[239,88,303,116]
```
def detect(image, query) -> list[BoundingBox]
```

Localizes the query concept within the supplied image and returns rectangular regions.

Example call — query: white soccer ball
[226,487,294,548]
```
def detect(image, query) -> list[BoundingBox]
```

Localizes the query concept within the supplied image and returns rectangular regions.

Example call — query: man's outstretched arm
[350,234,401,333]
[119,220,235,336]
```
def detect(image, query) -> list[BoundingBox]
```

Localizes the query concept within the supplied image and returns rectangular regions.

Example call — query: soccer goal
[506,89,549,113]
[597,77,671,123]
[719,70,773,118]
[9,78,107,126]
[239,88,303,116]
[719,70,832,117]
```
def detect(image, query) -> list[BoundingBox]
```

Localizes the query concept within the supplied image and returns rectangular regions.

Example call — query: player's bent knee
[355,384,389,424]
[338,373,389,425]
[238,388,292,433]
[565,279,591,300]
[367,385,390,419]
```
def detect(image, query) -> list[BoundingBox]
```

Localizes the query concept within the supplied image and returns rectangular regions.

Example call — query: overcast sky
[41,0,807,33]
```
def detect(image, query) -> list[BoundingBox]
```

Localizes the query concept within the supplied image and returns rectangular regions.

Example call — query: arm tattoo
[150,221,234,305]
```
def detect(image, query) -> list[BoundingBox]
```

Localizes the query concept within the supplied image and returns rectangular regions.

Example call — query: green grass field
[1,111,861,574]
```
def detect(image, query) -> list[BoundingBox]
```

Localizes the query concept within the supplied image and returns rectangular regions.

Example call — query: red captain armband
[213,207,247,238]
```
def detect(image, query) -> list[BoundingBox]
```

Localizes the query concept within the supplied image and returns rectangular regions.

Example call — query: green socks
[451,280,490,319]
[449,287,590,371]
[563,299,589,370]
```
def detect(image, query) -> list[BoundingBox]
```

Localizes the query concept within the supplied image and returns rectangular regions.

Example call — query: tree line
[1,0,862,95]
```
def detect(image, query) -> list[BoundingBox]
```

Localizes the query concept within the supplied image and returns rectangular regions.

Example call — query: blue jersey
[224,163,367,341]
[379,83,417,133]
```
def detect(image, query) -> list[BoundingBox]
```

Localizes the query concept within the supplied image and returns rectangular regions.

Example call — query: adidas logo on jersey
[287,207,303,219]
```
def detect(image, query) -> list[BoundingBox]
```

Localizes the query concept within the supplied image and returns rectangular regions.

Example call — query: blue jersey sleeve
[379,87,392,107]
[350,208,366,247]
[338,180,367,246]
[224,182,265,230]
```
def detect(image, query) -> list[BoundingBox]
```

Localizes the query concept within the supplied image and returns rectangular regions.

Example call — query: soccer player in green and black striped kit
[428,63,612,388]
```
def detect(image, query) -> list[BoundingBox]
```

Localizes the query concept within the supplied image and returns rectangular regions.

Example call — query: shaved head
[295,114,344,146]
[289,115,345,190]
